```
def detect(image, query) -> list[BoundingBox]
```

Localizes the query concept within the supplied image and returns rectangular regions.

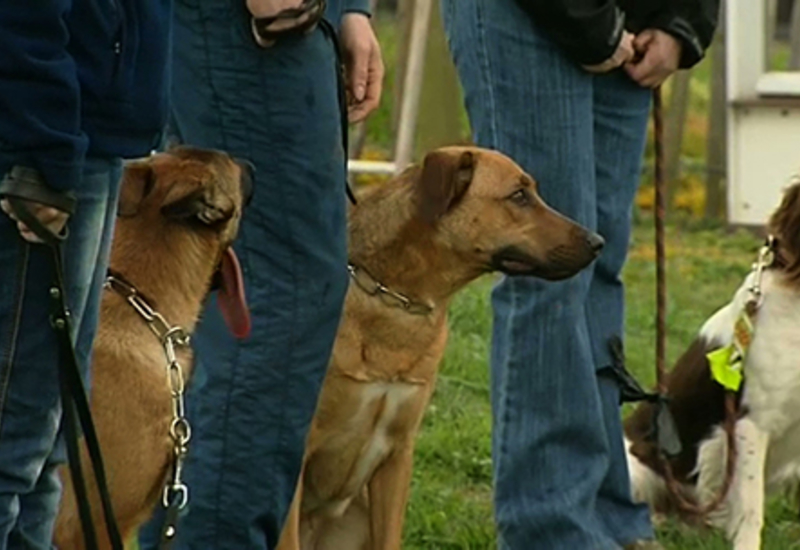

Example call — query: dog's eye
[508,189,531,207]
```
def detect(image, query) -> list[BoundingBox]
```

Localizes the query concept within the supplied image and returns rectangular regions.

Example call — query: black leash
[0,167,124,550]
[318,16,358,205]
[251,0,357,205]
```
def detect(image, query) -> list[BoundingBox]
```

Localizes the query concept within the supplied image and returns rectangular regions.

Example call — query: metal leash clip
[747,235,777,310]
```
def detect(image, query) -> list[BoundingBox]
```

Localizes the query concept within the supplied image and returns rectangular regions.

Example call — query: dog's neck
[347,178,485,311]
[107,221,219,331]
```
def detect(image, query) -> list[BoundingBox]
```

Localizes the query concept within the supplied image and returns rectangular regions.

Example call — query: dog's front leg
[277,472,304,550]
[368,447,414,550]
[698,417,769,550]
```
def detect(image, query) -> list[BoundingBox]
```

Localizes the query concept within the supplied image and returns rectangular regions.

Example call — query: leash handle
[3,196,67,246]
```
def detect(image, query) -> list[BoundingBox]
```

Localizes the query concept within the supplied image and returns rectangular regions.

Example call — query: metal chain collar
[104,275,192,512]
[347,263,433,315]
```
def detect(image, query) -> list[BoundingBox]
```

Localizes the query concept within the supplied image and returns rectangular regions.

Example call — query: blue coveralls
[139,1,370,548]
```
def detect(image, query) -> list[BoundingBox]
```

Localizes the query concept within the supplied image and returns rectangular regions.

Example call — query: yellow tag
[707,345,744,392]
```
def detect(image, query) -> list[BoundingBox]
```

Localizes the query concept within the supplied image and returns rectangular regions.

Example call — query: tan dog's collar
[347,264,433,316]
[105,271,191,346]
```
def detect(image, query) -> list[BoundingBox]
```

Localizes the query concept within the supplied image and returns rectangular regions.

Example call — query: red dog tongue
[217,247,251,339]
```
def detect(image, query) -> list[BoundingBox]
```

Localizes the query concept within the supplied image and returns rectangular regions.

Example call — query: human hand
[1,198,69,243]
[247,0,323,47]
[340,13,384,123]
[583,31,636,74]
[624,29,682,88]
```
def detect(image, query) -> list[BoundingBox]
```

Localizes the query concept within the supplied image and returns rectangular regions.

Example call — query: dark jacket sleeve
[650,0,720,69]
[343,0,372,16]
[0,0,87,195]
[514,0,625,66]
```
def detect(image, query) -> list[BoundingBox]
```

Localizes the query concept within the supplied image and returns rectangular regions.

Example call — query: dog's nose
[586,232,605,254]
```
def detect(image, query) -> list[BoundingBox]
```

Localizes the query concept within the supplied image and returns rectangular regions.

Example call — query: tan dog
[54,146,252,549]
[277,146,605,550]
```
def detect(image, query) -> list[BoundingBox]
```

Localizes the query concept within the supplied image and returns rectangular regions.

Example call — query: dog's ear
[161,179,235,225]
[118,161,155,217]
[771,180,800,274]
[416,150,475,224]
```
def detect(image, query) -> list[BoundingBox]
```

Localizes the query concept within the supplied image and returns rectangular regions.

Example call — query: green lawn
[128,222,800,550]
[403,222,800,549]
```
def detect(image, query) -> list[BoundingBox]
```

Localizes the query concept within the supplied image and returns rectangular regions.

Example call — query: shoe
[624,541,665,550]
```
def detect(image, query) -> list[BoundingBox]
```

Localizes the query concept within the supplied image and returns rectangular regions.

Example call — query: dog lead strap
[318,16,358,206]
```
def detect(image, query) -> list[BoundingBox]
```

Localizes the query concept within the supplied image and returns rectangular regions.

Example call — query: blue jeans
[0,157,122,549]
[442,1,654,548]
[138,2,348,549]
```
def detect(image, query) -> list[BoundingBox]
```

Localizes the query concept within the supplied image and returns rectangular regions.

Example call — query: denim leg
[0,232,60,550]
[137,2,348,549]
[589,73,653,545]
[65,158,123,381]
[442,1,652,547]
[0,157,122,549]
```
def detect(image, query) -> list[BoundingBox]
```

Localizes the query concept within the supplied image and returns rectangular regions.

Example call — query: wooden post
[414,0,465,158]
[348,0,380,160]
[393,0,433,172]
[664,70,692,204]
[392,0,412,136]
[766,0,778,68]
[705,2,727,220]
[789,0,800,70]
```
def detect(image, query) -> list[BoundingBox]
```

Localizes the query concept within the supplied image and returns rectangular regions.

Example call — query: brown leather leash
[651,86,739,516]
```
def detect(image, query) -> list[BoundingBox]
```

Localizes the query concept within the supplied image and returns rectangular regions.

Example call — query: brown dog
[277,146,604,550]
[53,146,252,549]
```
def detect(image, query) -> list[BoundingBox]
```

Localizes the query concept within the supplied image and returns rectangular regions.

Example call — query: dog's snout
[586,232,604,254]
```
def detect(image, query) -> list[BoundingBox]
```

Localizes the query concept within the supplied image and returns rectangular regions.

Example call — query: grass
[402,222,800,549]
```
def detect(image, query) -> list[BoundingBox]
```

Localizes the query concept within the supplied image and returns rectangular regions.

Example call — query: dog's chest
[739,286,800,485]
[351,382,421,472]
[742,293,800,430]
[305,379,426,516]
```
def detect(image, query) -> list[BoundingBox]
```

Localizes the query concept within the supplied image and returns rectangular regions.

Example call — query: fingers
[633,29,656,54]
[625,30,682,88]
[625,49,659,86]
[1,198,69,243]
[618,31,636,64]
[582,31,636,74]
[348,48,384,123]
[346,43,370,104]
[341,13,384,123]
[18,222,43,244]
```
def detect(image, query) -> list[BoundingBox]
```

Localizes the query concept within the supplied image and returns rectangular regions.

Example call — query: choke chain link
[104,276,192,510]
